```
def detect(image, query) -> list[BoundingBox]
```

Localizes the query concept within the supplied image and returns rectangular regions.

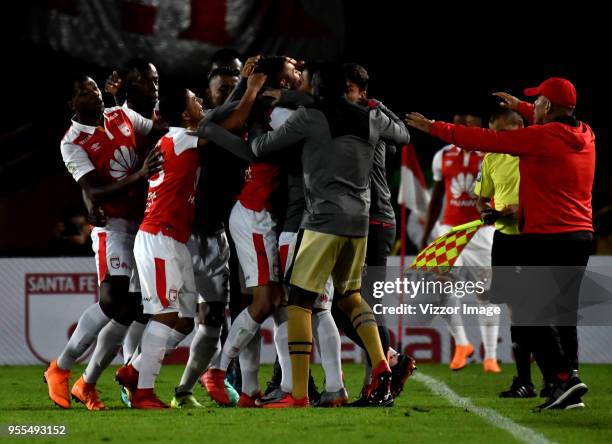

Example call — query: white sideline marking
[413,372,554,444]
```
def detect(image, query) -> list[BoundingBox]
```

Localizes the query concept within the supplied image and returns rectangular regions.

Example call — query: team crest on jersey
[109,146,137,179]
[169,289,178,302]
[90,142,102,151]
[117,122,132,137]
[110,257,120,269]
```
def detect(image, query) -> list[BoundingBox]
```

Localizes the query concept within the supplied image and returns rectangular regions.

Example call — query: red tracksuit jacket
[430,102,595,234]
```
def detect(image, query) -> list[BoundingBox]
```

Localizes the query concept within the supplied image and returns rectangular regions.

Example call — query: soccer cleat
[308,373,321,405]
[201,369,232,406]
[131,388,169,409]
[390,354,417,398]
[313,387,349,407]
[262,393,309,408]
[237,391,263,408]
[562,394,585,409]
[367,360,394,407]
[115,364,138,407]
[483,358,502,373]
[256,387,289,406]
[449,344,474,371]
[170,390,203,409]
[71,376,105,410]
[348,384,371,407]
[536,376,588,410]
[499,377,537,398]
[540,381,554,398]
[43,360,71,409]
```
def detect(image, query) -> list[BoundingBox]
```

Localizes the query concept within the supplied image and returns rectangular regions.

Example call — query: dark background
[1,2,609,254]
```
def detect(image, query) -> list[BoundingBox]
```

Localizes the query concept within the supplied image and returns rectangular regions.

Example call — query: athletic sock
[208,341,222,370]
[137,321,173,389]
[57,303,110,370]
[165,329,187,356]
[312,310,343,392]
[287,305,312,400]
[123,321,147,364]
[337,293,386,367]
[511,326,532,384]
[239,334,262,396]
[177,325,221,393]
[219,308,261,371]
[83,319,129,384]
[273,307,292,393]
[479,303,500,360]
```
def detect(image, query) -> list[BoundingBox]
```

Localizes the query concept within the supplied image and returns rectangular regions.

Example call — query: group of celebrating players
[44,47,593,412]
[45,50,416,410]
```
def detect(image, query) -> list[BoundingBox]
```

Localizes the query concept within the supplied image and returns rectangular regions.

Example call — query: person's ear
[279,78,289,89]
[205,87,212,101]
[68,100,74,112]
[359,89,367,99]
[181,109,190,123]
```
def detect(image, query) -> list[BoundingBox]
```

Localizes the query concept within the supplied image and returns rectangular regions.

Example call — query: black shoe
[562,393,585,410]
[499,377,536,398]
[536,376,588,410]
[539,381,554,398]
[348,385,371,407]
[366,368,394,407]
[264,358,283,396]
[390,355,417,398]
[308,373,321,405]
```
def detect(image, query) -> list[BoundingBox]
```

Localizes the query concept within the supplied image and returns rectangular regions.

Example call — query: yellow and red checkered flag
[410,219,483,272]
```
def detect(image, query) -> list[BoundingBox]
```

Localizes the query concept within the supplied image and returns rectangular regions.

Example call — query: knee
[335,290,362,312]
[201,302,226,329]
[288,286,317,310]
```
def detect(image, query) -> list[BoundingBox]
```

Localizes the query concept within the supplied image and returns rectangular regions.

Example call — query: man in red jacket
[405,77,594,410]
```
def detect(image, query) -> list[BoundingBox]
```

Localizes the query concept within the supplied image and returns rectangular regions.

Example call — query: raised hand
[241,55,262,78]
[247,72,268,93]
[405,112,434,133]
[492,92,520,110]
[104,71,123,97]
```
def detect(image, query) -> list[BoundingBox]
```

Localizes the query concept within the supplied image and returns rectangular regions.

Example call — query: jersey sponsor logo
[450,172,476,199]
[110,257,120,269]
[109,146,138,179]
[25,273,98,364]
[90,142,102,152]
[169,289,178,303]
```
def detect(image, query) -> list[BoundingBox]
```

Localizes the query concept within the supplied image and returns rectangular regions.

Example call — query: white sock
[440,295,469,346]
[208,342,222,370]
[177,325,221,393]
[83,319,129,384]
[219,308,260,370]
[274,318,292,393]
[137,321,173,389]
[123,321,147,364]
[165,329,187,356]
[479,303,500,360]
[313,310,343,392]
[57,303,110,370]
[239,334,261,396]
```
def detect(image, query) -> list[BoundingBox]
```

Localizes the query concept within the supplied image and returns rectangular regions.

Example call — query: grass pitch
[1,363,611,443]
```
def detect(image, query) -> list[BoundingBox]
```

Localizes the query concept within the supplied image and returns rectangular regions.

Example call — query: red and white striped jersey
[432,144,485,226]
[60,106,152,221]
[139,127,200,244]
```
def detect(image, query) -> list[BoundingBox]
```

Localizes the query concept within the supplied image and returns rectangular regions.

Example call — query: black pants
[332,223,396,361]
[517,231,592,380]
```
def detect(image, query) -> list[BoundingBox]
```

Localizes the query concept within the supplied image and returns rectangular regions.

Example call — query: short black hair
[159,85,189,127]
[343,63,369,92]
[489,109,523,126]
[311,62,346,100]
[70,74,93,99]
[253,56,288,89]
[211,48,241,67]
[207,66,240,85]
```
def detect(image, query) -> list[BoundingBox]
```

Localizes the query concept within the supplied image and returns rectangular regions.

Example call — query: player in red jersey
[44,76,162,410]
[420,114,499,373]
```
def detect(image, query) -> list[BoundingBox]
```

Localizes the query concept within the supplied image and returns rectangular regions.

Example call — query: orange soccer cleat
[483,358,502,373]
[262,393,309,409]
[115,364,139,394]
[71,376,105,410]
[201,369,231,406]
[130,388,169,409]
[449,343,474,371]
[237,391,264,408]
[43,360,71,409]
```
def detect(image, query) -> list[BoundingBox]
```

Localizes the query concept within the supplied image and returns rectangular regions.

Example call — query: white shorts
[90,218,140,292]
[229,201,280,290]
[134,230,197,317]
[187,230,230,305]
[279,231,333,310]
[439,224,494,289]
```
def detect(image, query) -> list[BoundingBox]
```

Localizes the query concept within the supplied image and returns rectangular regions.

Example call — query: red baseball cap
[524,77,576,107]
